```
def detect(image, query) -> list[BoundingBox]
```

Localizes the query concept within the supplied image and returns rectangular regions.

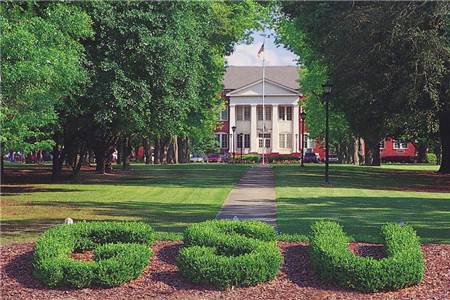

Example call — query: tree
[0,2,92,171]
[280,1,450,169]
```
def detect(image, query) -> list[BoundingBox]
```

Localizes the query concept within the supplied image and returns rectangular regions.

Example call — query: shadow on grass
[277,196,450,243]
[274,164,450,193]
[0,201,222,243]
[1,164,250,189]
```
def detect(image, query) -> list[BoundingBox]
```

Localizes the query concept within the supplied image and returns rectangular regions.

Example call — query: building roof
[224,66,300,90]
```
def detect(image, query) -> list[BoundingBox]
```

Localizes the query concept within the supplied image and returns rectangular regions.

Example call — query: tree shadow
[274,164,450,193]
[277,196,450,243]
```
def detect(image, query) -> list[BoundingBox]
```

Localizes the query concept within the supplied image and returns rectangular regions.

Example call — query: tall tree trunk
[365,138,381,166]
[122,137,131,169]
[416,142,428,163]
[353,138,359,165]
[143,136,152,164]
[52,132,64,180]
[154,138,160,164]
[438,111,450,173]
[172,136,179,164]
[161,138,169,164]
[95,150,106,174]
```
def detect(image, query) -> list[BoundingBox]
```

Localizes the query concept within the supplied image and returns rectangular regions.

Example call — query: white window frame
[216,132,228,149]
[244,134,250,148]
[379,139,385,149]
[219,108,228,121]
[279,106,292,121]
[393,139,408,150]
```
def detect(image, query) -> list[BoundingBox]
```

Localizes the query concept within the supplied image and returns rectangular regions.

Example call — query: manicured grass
[0,164,250,245]
[274,164,450,243]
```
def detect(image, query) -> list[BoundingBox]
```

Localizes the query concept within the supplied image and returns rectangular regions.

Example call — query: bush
[239,154,261,163]
[268,154,299,164]
[33,221,154,288]
[309,220,424,292]
[176,220,282,289]
[427,153,437,164]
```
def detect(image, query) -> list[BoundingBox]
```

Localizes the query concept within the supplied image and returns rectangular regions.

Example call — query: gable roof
[224,66,300,90]
[226,78,300,97]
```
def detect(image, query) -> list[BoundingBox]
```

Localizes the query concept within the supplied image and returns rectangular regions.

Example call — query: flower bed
[33,221,154,288]
[176,220,282,289]
[309,220,424,292]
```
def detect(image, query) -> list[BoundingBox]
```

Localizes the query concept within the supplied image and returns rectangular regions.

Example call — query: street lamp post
[300,110,306,167]
[231,126,236,161]
[239,133,243,162]
[323,81,332,184]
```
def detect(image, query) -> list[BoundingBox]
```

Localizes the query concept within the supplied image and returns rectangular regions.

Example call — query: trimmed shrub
[33,221,154,288]
[309,220,424,292]
[177,220,282,289]
[240,154,261,163]
[268,154,299,164]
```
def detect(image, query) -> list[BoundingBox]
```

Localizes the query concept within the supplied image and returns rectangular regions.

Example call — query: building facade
[215,66,417,161]
[215,66,320,157]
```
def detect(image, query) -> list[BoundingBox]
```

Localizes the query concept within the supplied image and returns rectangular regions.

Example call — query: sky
[226,29,299,66]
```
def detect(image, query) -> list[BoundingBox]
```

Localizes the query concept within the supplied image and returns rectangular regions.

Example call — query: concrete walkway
[216,165,277,227]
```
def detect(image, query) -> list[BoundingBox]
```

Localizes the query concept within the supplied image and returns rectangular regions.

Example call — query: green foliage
[309,220,424,292]
[427,153,438,165]
[176,220,282,289]
[239,154,262,163]
[0,2,92,153]
[279,2,450,167]
[268,154,299,163]
[33,221,154,288]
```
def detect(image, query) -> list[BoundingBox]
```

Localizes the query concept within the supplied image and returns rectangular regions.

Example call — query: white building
[215,66,316,156]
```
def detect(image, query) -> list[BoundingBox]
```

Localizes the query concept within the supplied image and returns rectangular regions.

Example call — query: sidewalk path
[216,165,277,227]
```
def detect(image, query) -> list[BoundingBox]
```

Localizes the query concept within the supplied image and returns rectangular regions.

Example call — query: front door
[258,133,271,154]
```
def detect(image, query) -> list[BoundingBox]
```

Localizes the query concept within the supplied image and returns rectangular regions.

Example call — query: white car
[190,153,206,163]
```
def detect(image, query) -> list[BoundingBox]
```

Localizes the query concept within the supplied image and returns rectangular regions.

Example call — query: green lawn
[0,164,249,245]
[274,164,450,243]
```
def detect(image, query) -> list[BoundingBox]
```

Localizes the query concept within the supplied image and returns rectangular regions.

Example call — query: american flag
[257,43,264,58]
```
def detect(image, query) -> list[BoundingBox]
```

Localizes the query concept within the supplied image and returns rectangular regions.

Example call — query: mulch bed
[1,241,449,300]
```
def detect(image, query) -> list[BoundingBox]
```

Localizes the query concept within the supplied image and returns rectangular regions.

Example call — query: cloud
[226,43,298,66]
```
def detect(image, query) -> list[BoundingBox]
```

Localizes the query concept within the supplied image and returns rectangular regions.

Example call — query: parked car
[207,153,222,163]
[303,152,319,163]
[328,154,339,163]
[190,153,207,163]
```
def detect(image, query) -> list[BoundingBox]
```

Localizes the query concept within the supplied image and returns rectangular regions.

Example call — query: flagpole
[261,34,266,165]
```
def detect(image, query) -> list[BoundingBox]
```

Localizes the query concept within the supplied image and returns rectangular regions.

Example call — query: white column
[293,104,299,153]
[271,105,279,153]
[250,104,257,153]
[229,104,236,154]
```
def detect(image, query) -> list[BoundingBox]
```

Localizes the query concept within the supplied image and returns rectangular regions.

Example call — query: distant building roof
[224,66,300,90]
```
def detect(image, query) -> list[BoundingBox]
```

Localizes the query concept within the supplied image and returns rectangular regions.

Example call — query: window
[393,140,408,150]
[279,106,285,120]
[219,108,228,121]
[244,134,250,148]
[257,106,263,121]
[236,106,243,121]
[379,139,385,149]
[236,106,251,121]
[237,134,243,148]
[244,106,251,121]
[258,133,271,148]
[279,106,292,121]
[257,106,272,121]
[216,133,228,149]
[302,133,309,149]
[279,134,292,148]
[286,107,292,120]
[221,134,228,148]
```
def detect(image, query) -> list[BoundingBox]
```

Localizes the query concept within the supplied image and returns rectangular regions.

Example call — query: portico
[227,78,301,155]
